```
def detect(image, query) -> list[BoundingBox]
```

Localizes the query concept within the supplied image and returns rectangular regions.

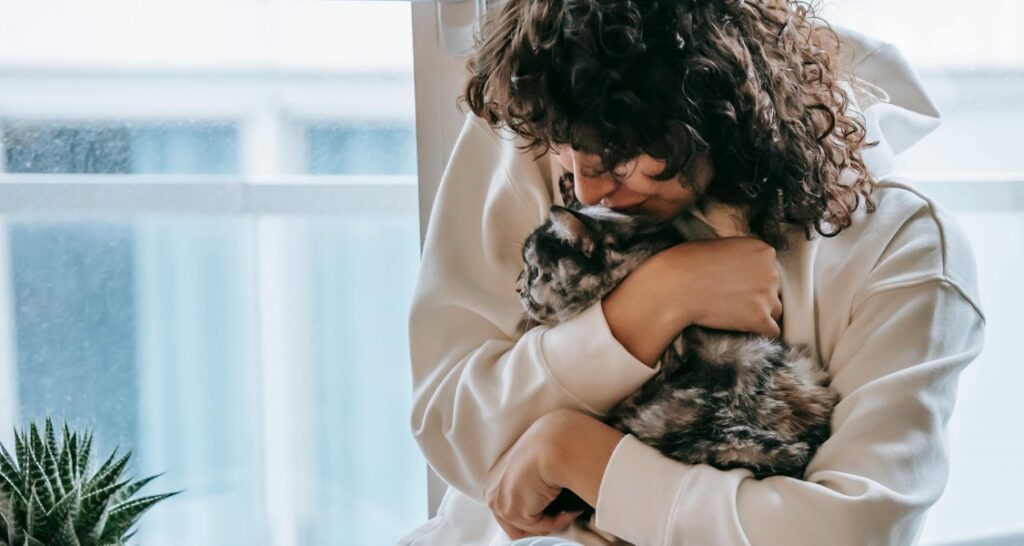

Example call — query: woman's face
[551,144,714,221]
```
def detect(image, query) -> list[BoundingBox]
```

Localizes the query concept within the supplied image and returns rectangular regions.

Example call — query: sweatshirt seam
[875,179,949,276]
[863,180,985,320]
[854,275,986,324]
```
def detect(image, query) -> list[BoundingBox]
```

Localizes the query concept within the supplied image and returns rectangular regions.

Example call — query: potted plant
[0,417,180,546]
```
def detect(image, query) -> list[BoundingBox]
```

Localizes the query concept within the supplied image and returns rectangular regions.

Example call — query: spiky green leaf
[12,432,27,492]
[24,449,53,509]
[42,486,80,540]
[109,475,160,508]
[77,479,129,538]
[24,492,44,538]
[0,444,20,486]
[53,515,80,546]
[56,439,74,498]
[76,433,92,480]
[99,491,180,544]
[25,427,43,468]
[83,451,130,499]
[41,419,65,500]
[0,473,24,508]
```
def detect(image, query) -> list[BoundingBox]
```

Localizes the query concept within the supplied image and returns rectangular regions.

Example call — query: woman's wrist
[601,249,695,367]
[645,245,699,328]
[543,409,626,508]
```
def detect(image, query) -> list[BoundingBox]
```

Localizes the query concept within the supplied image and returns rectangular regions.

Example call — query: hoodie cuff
[595,434,755,546]
[593,434,689,546]
[538,301,660,416]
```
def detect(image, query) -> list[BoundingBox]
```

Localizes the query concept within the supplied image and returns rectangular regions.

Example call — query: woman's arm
[550,274,985,545]
[603,237,783,367]
[411,113,663,503]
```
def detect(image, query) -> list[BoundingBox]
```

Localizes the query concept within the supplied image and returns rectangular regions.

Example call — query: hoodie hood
[835,25,942,179]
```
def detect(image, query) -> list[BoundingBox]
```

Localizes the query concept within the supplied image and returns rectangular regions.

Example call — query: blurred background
[0,1,1019,545]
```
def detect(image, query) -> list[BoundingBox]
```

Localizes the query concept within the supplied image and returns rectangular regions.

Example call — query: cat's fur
[517,178,838,516]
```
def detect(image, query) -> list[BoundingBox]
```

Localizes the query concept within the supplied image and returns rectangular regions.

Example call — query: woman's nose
[572,164,619,206]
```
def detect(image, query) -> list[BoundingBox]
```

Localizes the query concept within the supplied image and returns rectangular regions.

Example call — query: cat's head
[516,205,674,324]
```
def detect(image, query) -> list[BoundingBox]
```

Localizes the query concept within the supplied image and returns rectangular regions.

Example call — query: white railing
[0,174,419,214]
[0,173,1019,212]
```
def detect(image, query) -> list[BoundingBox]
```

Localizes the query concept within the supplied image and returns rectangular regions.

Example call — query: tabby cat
[517,175,838,516]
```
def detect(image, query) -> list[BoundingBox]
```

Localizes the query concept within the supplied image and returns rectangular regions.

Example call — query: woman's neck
[690,198,751,238]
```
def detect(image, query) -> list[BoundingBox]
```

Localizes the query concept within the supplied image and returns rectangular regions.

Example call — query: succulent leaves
[0,418,180,546]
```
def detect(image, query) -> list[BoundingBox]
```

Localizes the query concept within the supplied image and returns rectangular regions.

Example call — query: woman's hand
[484,411,586,539]
[655,236,783,337]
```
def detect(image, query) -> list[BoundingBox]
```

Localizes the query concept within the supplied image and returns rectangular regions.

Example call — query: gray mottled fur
[518,192,837,516]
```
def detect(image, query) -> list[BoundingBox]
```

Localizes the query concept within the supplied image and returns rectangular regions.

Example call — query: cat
[516,175,838,516]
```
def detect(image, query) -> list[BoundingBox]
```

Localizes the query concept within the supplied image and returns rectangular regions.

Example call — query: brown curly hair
[463,0,877,248]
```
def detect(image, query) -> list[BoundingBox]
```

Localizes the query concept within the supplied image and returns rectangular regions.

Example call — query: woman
[400,1,985,545]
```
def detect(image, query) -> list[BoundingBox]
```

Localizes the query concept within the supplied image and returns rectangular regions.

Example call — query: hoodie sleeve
[408,112,662,504]
[594,279,984,546]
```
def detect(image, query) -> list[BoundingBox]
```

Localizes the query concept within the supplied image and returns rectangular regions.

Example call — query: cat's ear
[549,206,595,256]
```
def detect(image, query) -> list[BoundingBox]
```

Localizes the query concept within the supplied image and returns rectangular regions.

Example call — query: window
[0,1,424,544]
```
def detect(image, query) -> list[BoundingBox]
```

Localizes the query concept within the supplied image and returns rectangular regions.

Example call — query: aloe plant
[0,417,181,546]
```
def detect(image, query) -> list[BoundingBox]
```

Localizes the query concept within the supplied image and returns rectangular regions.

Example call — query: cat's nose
[514,272,526,294]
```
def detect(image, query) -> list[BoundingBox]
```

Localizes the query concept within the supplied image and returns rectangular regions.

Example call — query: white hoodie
[399,26,986,546]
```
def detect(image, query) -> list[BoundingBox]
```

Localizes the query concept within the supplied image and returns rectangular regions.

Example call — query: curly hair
[463,0,877,248]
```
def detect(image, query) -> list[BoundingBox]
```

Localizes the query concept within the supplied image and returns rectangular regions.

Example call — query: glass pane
[3,121,239,174]
[5,215,263,543]
[897,74,1024,176]
[308,122,417,175]
[0,0,426,543]
[308,214,424,544]
[0,211,424,545]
